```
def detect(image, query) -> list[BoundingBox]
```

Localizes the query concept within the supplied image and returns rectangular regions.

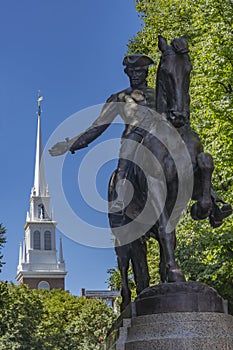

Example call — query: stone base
[104,282,233,350]
[106,312,233,349]
[135,282,228,315]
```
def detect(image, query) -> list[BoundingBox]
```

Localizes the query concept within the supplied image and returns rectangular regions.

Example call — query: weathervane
[37,89,43,117]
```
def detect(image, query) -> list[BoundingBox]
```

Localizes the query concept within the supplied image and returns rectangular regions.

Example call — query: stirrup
[109,200,125,213]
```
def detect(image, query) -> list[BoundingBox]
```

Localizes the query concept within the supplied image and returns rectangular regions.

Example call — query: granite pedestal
[104,282,233,350]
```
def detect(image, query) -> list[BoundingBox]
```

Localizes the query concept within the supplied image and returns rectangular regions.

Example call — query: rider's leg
[110,132,143,212]
[115,158,131,203]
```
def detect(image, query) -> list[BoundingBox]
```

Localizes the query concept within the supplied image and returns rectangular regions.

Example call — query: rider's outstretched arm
[69,94,119,153]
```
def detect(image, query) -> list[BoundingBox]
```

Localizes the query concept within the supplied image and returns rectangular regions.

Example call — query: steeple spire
[33,91,46,196]
[59,237,64,264]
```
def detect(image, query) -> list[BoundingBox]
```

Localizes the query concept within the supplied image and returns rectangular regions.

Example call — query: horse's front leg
[191,152,214,220]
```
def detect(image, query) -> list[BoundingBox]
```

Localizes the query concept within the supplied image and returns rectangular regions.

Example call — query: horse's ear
[171,35,189,53]
[181,35,187,45]
[158,35,168,52]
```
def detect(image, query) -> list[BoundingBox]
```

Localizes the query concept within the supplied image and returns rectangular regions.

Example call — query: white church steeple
[16,93,67,290]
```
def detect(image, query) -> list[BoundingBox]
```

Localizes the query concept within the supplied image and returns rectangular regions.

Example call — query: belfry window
[38,204,45,219]
[44,231,52,250]
[33,231,41,250]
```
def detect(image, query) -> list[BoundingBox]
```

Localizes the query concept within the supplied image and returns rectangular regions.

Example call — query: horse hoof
[120,300,131,312]
[220,203,232,219]
[209,215,222,228]
[208,202,232,228]
[191,202,211,220]
[167,269,186,282]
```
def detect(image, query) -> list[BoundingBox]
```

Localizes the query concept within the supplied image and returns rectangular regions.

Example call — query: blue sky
[0,1,143,295]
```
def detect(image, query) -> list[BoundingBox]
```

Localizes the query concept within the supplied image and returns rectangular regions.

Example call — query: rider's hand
[49,139,70,156]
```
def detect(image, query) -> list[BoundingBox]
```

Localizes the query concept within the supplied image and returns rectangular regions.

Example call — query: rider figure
[49,54,155,215]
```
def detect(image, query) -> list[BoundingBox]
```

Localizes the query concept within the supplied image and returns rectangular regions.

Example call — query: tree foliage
[65,298,115,350]
[0,283,116,350]
[0,283,43,350]
[0,224,6,273]
[109,0,233,312]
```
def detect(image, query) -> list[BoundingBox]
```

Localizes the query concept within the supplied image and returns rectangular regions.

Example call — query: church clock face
[38,281,50,290]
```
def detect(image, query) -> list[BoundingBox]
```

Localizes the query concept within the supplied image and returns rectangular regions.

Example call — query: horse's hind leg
[191,152,214,220]
[147,176,185,282]
[116,251,131,312]
[131,240,150,295]
[157,234,169,283]
[157,211,185,283]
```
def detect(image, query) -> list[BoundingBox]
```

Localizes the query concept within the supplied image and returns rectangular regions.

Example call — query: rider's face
[125,67,148,88]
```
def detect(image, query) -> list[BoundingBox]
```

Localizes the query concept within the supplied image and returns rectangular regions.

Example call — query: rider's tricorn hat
[123,54,154,67]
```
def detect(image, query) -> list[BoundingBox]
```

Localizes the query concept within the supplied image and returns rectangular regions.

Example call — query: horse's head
[156,35,192,128]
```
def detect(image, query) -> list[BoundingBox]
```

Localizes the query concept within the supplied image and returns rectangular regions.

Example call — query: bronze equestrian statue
[49,35,232,311]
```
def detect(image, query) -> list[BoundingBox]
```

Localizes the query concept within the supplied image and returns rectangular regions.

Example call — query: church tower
[16,94,67,290]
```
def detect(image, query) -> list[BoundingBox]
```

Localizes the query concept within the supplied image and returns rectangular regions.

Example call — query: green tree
[0,284,116,350]
[66,298,116,350]
[35,288,86,350]
[0,224,6,273]
[0,283,43,350]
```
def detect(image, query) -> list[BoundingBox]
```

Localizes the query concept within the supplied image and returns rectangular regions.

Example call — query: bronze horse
[108,35,232,311]
[155,35,231,229]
